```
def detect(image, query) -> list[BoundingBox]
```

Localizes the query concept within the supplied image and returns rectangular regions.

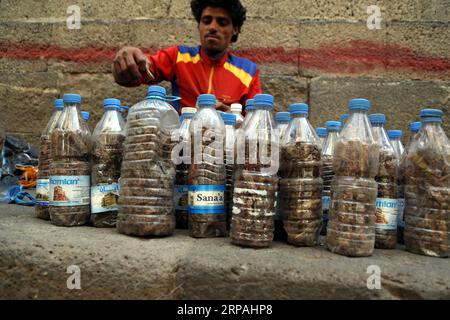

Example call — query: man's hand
[215,101,231,112]
[112,47,152,87]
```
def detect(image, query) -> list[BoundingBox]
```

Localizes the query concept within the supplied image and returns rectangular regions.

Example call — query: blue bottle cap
[348,99,371,111]
[387,130,402,139]
[81,111,90,121]
[316,127,327,137]
[369,113,386,125]
[221,112,237,125]
[275,112,291,123]
[63,94,82,104]
[103,98,121,110]
[197,94,217,107]
[254,94,274,108]
[410,122,422,133]
[245,99,255,111]
[420,109,444,118]
[340,114,349,124]
[290,103,308,115]
[146,85,166,98]
[326,121,341,131]
[54,99,64,110]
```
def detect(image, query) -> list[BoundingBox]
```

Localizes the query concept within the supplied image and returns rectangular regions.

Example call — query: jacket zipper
[207,65,214,93]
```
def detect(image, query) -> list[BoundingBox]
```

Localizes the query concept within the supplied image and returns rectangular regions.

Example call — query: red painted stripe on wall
[0,40,449,75]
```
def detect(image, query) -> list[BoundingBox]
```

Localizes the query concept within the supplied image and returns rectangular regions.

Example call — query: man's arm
[112,46,178,87]
[112,47,150,87]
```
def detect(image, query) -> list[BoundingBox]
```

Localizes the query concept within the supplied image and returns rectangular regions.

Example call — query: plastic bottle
[387,129,406,244]
[274,111,291,241]
[327,99,379,257]
[279,103,323,246]
[242,99,255,129]
[230,103,244,129]
[49,94,91,226]
[320,120,341,236]
[117,86,179,236]
[404,109,449,258]
[230,94,279,248]
[340,114,349,127]
[35,98,64,220]
[316,127,327,147]
[397,122,422,244]
[188,94,226,238]
[369,114,399,249]
[174,107,197,229]
[221,112,237,230]
[81,111,90,122]
[120,106,130,122]
[90,98,125,228]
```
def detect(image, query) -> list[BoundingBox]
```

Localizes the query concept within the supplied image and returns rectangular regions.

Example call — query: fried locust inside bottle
[327,99,379,257]
[230,94,279,248]
[280,103,323,247]
[188,94,226,238]
[49,94,91,227]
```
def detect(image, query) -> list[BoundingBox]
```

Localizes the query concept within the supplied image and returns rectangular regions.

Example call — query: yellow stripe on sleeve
[223,62,253,88]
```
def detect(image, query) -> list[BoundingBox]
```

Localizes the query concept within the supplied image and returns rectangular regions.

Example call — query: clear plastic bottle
[327,99,379,257]
[174,107,197,229]
[340,114,349,127]
[90,98,125,228]
[404,109,449,258]
[316,127,327,147]
[280,103,323,246]
[117,86,179,236]
[397,122,421,244]
[188,94,226,237]
[320,120,341,236]
[221,112,237,230]
[274,111,291,241]
[230,103,244,129]
[369,114,399,249]
[242,99,255,128]
[35,98,63,220]
[230,94,279,248]
[388,129,406,244]
[49,94,91,227]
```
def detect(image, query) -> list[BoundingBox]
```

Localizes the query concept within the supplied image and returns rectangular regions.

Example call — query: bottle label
[375,198,398,230]
[91,183,119,214]
[49,176,90,207]
[174,185,189,211]
[397,198,406,228]
[36,179,50,206]
[322,196,331,211]
[189,185,225,214]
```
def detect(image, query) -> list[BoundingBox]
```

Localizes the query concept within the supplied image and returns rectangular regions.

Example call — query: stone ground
[0,203,449,300]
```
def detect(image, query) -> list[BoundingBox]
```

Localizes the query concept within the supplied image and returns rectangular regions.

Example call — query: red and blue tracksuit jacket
[140,45,262,113]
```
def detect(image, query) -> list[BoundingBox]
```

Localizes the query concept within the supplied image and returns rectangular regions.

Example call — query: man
[112,0,262,113]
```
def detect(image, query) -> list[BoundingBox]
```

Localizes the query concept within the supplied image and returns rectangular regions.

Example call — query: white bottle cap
[230,103,242,113]
[181,107,197,114]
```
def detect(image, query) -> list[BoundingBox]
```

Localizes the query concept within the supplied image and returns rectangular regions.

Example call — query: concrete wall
[0,0,449,146]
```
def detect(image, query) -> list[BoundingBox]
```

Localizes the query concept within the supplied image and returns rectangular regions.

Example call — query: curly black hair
[191,0,247,43]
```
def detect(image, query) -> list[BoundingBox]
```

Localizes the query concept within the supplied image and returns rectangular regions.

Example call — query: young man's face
[198,6,239,57]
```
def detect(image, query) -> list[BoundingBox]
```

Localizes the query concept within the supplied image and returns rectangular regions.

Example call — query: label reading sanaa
[189,185,225,214]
